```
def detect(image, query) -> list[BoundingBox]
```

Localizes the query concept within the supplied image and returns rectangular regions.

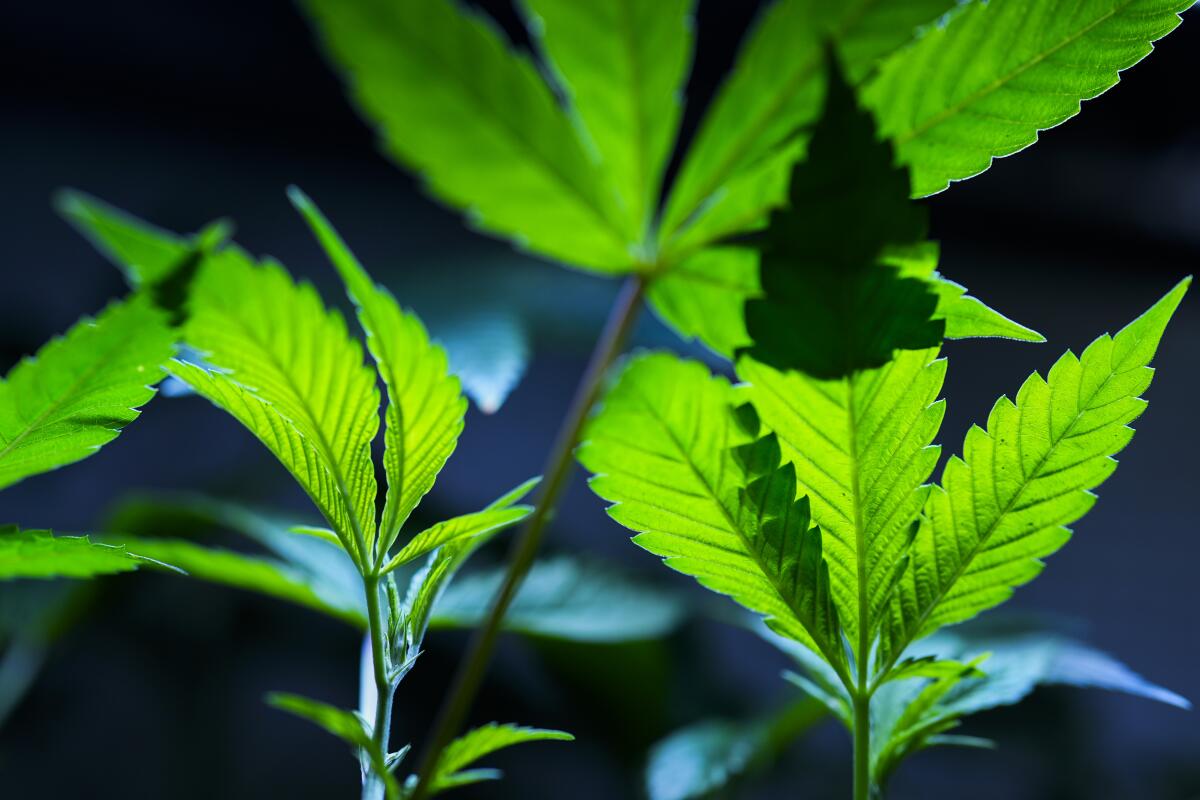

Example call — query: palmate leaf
[291,189,466,559]
[170,249,380,562]
[0,526,166,580]
[737,347,946,665]
[578,353,848,681]
[422,722,573,795]
[879,279,1190,669]
[520,0,694,239]
[659,0,955,253]
[300,0,633,272]
[863,0,1192,197]
[0,296,174,491]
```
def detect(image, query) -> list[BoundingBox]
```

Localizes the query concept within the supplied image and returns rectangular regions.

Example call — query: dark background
[1,2,1197,798]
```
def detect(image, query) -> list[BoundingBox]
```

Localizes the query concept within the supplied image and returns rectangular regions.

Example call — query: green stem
[853,692,871,800]
[408,275,647,800]
[362,575,395,800]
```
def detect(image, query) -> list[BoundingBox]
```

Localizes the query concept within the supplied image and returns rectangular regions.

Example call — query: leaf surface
[879,279,1190,667]
[301,0,632,271]
[521,0,694,236]
[864,0,1192,196]
[171,249,380,560]
[738,347,945,662]
[292,189,465,556]
[0,296,174,491]
[579,353,847,677]
[0,527,162,580]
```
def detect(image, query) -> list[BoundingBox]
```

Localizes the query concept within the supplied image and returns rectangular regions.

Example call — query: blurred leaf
[659,0,954,250]
[292,188,466,555]
[422,722,573,794]
[431,555,688,643]
[103,534,366,626]
[520,0,694,236]
[0,526,169,580]
[741,55,941,379]
[646,247,758,358]
[0,296,174,491]
[646,699,824,800]
[300,0,634,272]
[435,311,529,414]
[55,189,232,290]
[169,247,380,563]
[864,0,1192,197]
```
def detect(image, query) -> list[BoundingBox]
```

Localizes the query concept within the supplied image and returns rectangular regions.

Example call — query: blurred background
[1,1,1197,798]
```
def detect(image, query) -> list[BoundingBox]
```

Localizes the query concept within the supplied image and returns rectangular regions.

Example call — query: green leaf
[646,247,759,358]
[0,296,174,491]
[737,346,945,665]
[171,248,380,563]
[300,0,633,271]
[645,700,825,800]
[291,189,466,557]
[659,0,955,250]
[882,243,1045,343]
[382,506,532,574]
[0,526,171,580]
[578,353,847,681]
[741,55,941,379]
[400,479,539,653]
[55,190,232,290]
[521,0,694,238]
[863,0,1192,197]
[423,722,573,795]
[430,555,689,643]
[879,278,1190,669]
[103,534,366,626]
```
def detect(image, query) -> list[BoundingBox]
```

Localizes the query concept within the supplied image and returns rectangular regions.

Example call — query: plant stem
[852,692,870,800]
[362,574,395,800]
[409,275,646,800]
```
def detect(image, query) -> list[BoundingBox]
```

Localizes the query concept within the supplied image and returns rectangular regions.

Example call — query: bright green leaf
[737,346,945,664]
[300,0,633,271]
[291,189,466,557]
[646,247,759,358]
[864,0,1192,197]
[521,0,694,238]
[578,353,848,681]
[172,248,380,562]
[382,506,531,575]
[878,278,1190,669]
[0,296,174,491]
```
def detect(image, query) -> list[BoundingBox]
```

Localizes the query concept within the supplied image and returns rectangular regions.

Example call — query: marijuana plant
[577,55,1190,800]
[296,0,1192,790]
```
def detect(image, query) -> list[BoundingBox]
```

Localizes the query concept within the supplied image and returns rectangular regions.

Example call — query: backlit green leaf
[0,296,174,491]
[291,189,466,557]
[864,0,1192,197]
[878,279,1190,669]
[300,0,633,271]
[423,722,573,795]
[0,527,160,581]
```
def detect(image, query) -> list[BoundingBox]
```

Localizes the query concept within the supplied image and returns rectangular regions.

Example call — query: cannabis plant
[576,55,1190,800]
[296,0,1192,789]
